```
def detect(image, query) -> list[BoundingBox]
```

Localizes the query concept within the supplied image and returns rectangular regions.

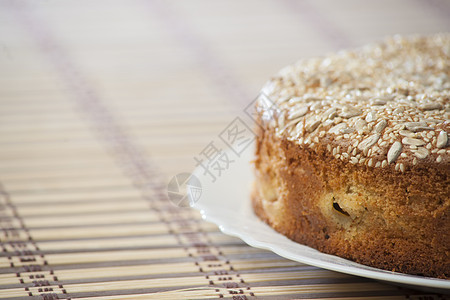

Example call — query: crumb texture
[253,35,450,278]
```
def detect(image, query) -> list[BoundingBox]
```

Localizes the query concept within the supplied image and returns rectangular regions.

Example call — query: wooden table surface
[0,0,449,299]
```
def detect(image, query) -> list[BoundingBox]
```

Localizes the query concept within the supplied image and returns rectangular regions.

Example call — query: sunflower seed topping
[262,34,449,171]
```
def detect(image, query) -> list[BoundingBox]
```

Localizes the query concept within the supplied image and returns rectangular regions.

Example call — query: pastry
[252,35,449,278]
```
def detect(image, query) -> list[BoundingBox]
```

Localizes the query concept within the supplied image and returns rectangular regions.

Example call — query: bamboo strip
[0,166,125,181]
[301,298,408,300]
[0,149,114,163]
[0,288,30,298]
[2,219,218,244]
[0,104,233,123]
[51,276,214,296]
[10,188,141,205]
[230,283,396,295]
[26,223,172,241]
[14,201,149,217]
[238,271,359,283]
[0,258,312,286]
[3,234,170,253]
[0,113,229,140]
[74,288,221,300]
[2,231,236,255]
[0,111,81,125]
[0,93,217,111]
[0,122,227,146]
[6,179,134,194]
[21,211,162,228]
[33,245,262,266]
[0,280,396,299]
[0,157,120,172]
[0,140,212,164]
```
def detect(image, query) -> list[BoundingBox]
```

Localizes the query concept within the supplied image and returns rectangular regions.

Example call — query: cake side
[252,120,449,278]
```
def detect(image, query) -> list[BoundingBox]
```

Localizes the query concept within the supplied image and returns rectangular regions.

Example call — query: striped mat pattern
[0,0,449,299]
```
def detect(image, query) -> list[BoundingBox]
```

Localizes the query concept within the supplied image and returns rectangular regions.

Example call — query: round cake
[252,34,449,278]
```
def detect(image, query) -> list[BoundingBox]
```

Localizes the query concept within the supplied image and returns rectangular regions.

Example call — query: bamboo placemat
[0,0,449,299]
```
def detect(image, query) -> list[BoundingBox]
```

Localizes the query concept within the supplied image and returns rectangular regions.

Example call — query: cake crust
[252,35,450,278]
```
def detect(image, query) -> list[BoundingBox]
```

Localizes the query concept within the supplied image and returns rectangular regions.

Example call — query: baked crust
[252,35,450,278]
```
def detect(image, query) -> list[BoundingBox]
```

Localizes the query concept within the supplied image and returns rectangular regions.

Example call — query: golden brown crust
[253,121,450,278]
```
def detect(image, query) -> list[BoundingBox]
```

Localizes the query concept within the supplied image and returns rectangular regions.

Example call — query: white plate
[190,146,450,293]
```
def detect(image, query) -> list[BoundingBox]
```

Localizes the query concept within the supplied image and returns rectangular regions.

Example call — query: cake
[252,35,450,278]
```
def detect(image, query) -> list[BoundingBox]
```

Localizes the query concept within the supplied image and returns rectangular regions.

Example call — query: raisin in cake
[252,35,450,278]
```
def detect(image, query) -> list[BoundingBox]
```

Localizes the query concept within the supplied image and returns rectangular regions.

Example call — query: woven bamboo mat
[0,0,449,299]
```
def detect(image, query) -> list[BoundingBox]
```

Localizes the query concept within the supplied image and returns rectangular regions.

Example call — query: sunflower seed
[399,130,415,137]
[355,119,367,133]
[329,123,348,134]
[419,103,443,111]
[393,107,405,115]
[321,107,338,122]
[339,107,362,118]
[284,117,303,130]
[358,134,381,152]
[421,118,441,123]
[370,98,387,105]
[414,147,429,159]
[311,102,322,110]
[365,111,377,122]
[289,109,308,121]
[405,121,433,132]
[402,137,425,146]
[342,127,355,134]
[387,141,402,164]
[437,131,448,148]
[374,120,387,133]
[321,77,333,87]
[306,119,321,132]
